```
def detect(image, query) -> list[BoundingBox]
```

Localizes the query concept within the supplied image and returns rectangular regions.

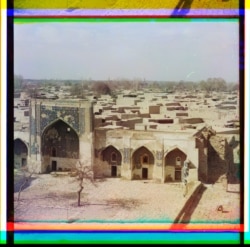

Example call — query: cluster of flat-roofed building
[14,87,239,183]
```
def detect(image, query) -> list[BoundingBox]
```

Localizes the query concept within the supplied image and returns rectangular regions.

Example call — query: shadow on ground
[70,198,142,210]
[14,175,37,193]
[171,183,207,225]
[105,198,142,210]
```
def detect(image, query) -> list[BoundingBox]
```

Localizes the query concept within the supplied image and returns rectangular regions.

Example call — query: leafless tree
[72,160,96,207]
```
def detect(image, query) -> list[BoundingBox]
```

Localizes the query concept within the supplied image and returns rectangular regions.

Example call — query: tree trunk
[77,185,83,206]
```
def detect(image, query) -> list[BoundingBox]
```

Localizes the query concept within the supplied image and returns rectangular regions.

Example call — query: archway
[165,148,187,182]
[102,145,122,177]
[14,139,28,168]
[41,119,79,172]
[132,146,154,180]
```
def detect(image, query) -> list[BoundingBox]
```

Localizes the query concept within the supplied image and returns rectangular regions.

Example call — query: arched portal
[132,146,154,180]
[164,148,187,182]
[14,139,28,168]
[102,145,122,177]
[41,119,79,172]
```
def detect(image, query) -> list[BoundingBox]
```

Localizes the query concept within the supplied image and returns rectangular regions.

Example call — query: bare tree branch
[72,160,97,206]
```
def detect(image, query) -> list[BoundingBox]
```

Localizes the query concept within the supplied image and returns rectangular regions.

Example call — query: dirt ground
[14,170,241,225]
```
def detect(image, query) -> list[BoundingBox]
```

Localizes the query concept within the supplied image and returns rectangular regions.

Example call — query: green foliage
[92,82,111,96]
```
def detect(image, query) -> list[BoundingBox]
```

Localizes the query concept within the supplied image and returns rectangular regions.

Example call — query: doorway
[142,168,148,179]
[111,166,117,177]
[175,168,182,181]
[52,161,57,171]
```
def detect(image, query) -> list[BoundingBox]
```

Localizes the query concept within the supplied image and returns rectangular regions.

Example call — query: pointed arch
[41,118,79,158]
[132,146,155,180]
[42,118,78,138]
[164,145,187,158]
[132,146,155,165]
[14,138,28,167]
[165,147,187,166]
[164,147,187,182]
[102,145,122,165]
[14,138,28,155]
[101,145,122,177]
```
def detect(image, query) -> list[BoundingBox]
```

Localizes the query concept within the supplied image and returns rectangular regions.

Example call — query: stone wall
[196,136,208,182]
[93,129,200,183]
[42,156,78,173]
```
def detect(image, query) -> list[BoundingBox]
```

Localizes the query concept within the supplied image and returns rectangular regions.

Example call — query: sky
[14,19,239,83]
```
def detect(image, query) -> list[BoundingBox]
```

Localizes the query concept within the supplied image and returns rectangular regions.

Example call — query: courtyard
[14,171,241,225]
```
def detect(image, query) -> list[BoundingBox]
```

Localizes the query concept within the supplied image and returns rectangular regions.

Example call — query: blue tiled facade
[40,105,84,134]
[79,108,85,134]
[30,116,36,136]
[30,142,37,155]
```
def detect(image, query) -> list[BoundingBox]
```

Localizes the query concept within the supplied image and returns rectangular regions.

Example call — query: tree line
[14,74,239,98]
